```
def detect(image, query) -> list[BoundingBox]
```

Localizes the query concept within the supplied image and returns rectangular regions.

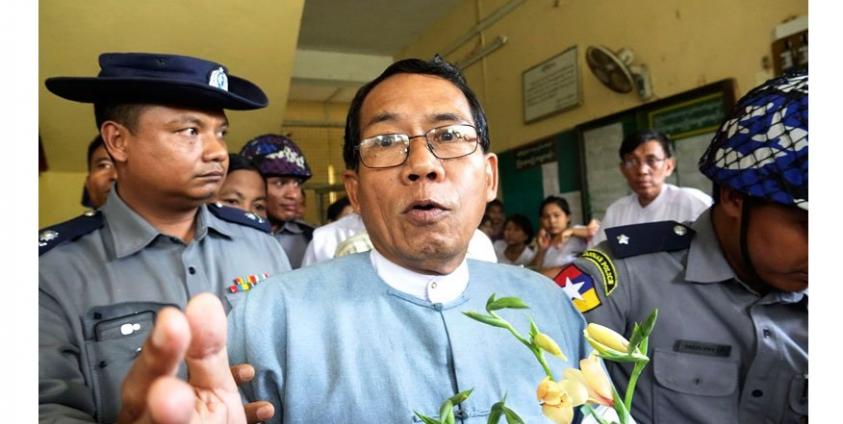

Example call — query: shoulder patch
[208,203,271,233]
[604,220,694,259]
[39,210,104,256]
[580,249,618,296]
[552,263,602,313]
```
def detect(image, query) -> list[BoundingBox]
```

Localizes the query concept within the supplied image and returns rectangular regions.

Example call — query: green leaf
[463,311,509,329]
[487,296,530,311]
[639,309,659,338]
[502,406,526,424]
[487,401,505,424]
[528,318,539,339]
[627,323,644,353]
[448,388,473,405]
[413,411,441,424]
[486,293,497,313]
[439,400,454,424]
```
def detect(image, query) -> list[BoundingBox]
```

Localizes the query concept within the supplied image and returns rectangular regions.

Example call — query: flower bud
[533,332,567,361]
[585,323,629,354]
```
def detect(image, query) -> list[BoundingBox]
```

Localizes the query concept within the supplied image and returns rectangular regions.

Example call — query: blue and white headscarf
[699,69,808,210]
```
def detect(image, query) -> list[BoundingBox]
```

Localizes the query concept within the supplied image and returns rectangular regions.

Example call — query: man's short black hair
[504,213,534,244]
[227,153,261,176]
[86,135,106,171]
[619,129,673,160]
[343,55,490,170]
[486,199,504,213]
[94,103,148,133]
[326,196,352,222]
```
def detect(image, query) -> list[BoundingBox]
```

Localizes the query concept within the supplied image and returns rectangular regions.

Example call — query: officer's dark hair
[343,55,490,170]
[539,196,571,220]
[504,213,534,244]
[619,129,673,160]
[94,103,149,134]
[227,153,262,176]
[86,135,106,171]
[326,196,352,222]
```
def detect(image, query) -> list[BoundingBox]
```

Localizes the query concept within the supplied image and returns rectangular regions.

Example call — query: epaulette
[207,202,271,233]
[604,220,695,259]
[39,210,104,256]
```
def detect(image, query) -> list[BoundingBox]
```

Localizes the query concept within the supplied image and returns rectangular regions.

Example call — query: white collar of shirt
[369,247,469,303]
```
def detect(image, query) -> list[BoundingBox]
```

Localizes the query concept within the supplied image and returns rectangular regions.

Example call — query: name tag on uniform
[673,339,732,357]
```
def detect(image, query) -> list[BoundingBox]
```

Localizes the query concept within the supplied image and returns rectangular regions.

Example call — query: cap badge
[208,67,229,91]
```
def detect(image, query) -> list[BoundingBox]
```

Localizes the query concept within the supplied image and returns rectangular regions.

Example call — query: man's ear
[718,185,744,219]
[484,153,499,202]
[343,169,361,213]
[663,157,676,177]
[100,121,129,163]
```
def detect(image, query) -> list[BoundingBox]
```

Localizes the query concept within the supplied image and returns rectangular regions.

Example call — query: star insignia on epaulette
[39,230,59,247]
[617,234,629,245]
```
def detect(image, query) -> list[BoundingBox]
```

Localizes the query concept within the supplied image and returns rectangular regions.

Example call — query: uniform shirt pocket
[787,374,808,420]
[652,348,739,423]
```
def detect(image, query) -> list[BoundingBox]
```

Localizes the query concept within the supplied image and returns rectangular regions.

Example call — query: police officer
[551,71,808,423]
[39,52,291,423]
[81,135,117,209]
[240,134,315,268]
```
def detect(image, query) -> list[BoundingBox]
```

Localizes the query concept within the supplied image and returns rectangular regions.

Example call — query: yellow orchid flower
[533,332,568,361]
[563,353,614,406]
[584,323,630,354]
[536,377,588,424]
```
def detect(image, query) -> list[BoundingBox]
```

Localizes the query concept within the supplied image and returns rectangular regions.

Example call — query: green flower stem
[623,360,647,413]
[490,311,555,380]
[580,404,611,424]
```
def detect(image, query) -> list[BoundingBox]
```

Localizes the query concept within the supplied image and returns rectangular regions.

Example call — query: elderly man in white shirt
[594,129,711,244]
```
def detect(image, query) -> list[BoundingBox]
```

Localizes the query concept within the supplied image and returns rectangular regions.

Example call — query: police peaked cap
[46,52,268,110]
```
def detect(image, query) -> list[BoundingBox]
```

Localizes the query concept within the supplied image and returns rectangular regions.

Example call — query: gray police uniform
[272,219,314,269]
[554,209,807,423]
[39,190,291,423]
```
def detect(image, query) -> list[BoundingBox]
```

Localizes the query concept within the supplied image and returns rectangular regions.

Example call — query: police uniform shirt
[272,219,314,269]
[556,209,807,423]
[39,190,292,423]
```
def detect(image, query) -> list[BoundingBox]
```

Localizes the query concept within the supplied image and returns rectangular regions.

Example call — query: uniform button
[188,266,196,275]
[431,281,438,289]
[751,389,763,397]
[763,329,772,338]
[98,360,107,368]
[93,312,102,319]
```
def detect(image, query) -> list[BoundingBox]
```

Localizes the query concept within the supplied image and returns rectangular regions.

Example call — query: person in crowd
[114,56,592,423]
[210,153,267,219]
[326,195,354,223]
[481,198,506,241]
[39,52,290,423]
[593,129,711,244]
[240,134,314,268]
[494,213,535,266]
[80,134,117,209]
[531,195,596,270]
[553,71,808,423]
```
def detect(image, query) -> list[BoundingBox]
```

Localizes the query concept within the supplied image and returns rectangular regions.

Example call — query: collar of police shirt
[684,208,807,304]
[369,246,469,304]
[102,189,232,258]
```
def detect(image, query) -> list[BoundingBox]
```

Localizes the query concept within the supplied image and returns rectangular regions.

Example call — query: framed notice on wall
[523,46,581,123]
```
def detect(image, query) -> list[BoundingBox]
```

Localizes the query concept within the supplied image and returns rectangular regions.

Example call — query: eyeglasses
[356,124,480,168]
[621,156,667,170]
